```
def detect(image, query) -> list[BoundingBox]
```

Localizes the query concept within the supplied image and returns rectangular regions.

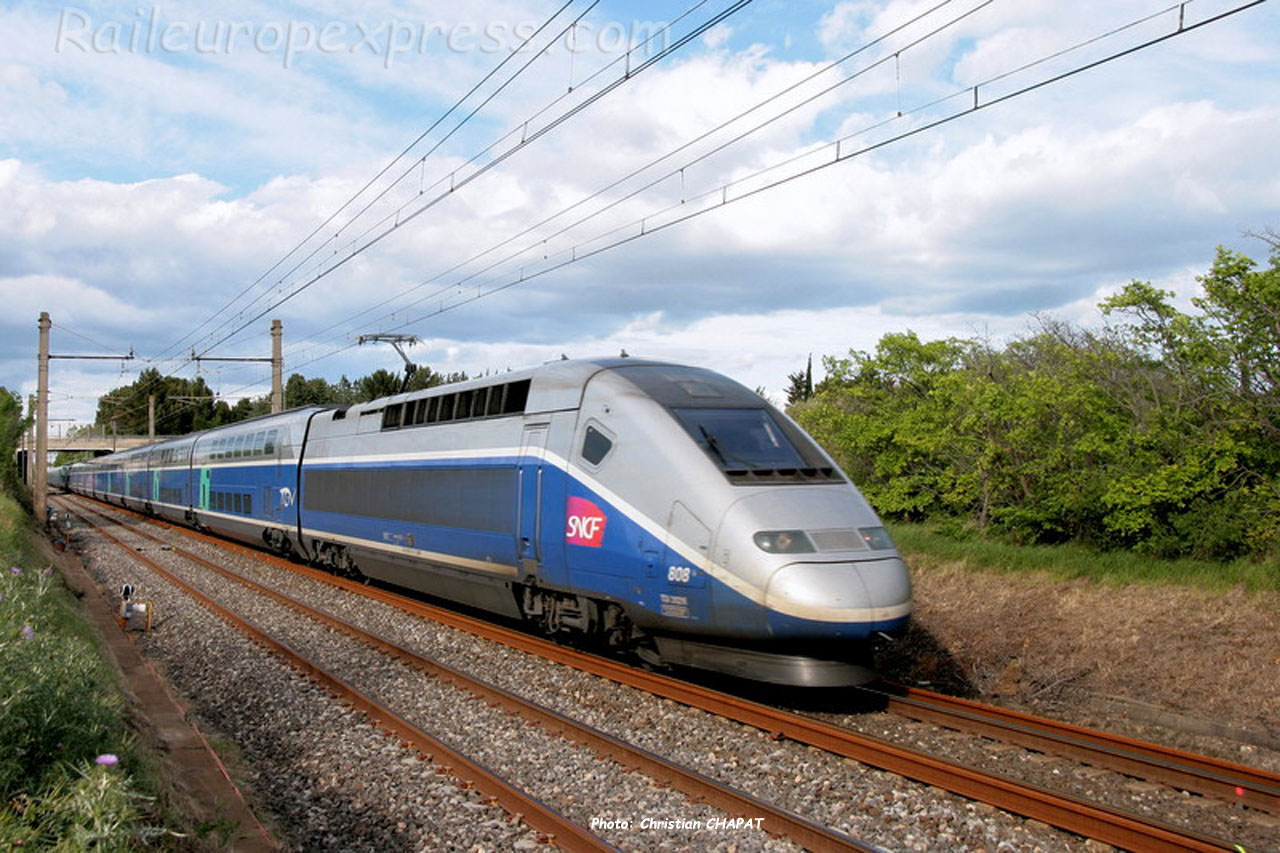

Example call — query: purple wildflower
[20,625,35,640]
[10,566,20,575]
[95,754,120,767]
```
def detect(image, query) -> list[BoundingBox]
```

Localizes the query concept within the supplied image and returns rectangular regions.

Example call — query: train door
[657,501,712,624]
[264,431,284,523]
[263,486,280,522]
[199,467,211,511]
[516,424,549,581]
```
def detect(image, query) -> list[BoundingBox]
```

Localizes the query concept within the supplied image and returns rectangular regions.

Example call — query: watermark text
[54,7,670,69]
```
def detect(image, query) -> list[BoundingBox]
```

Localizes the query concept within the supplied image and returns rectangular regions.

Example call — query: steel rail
[874,683,1280,815]
[57,500,612,853]
[62,499,875,853]
[69,495,1239,852]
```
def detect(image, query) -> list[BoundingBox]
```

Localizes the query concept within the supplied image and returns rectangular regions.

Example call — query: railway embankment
[2,493,275,850]
[883,554,1280,768]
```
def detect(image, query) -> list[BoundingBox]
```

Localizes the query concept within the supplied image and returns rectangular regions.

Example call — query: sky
[2,0,1278,433]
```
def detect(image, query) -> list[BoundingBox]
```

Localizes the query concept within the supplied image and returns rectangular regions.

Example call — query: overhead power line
[99,0,617,432]
[285,0,1270,366]
[193,0,758,359]
[276,0,979,368]
[154,0,587,364]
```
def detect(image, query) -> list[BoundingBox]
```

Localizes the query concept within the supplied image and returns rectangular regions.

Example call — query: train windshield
[672,407,809,471]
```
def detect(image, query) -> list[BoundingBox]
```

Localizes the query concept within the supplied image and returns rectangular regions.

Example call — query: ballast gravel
[71,511,795,852]
[67,504,1276,852]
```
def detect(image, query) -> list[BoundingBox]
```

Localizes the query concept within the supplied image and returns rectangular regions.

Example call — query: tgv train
[54,357,911,686]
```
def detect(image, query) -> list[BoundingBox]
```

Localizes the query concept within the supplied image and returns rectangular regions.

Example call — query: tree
[93,369,222,436]
[357,369,401,402]
[281,366,469,407]
[283,373,338,407]
[0,389,28,501]
[403,365,468,394]
[789,239,1280,560]
[1194,246,1280,403]
[784,355,814,406]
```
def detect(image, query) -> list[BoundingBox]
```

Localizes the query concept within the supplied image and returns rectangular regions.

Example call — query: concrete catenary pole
[271,319,283,413]
[34,312,50,522]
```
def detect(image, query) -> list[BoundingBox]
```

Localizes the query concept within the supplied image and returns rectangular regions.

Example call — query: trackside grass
[889,522,1280,593]
[0,491,164,850]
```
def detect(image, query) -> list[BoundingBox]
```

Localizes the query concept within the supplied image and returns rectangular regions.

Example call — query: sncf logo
[566,496,607,547]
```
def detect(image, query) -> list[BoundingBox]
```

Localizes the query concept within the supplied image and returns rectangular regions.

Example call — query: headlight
[858,526,894,550]
[753,530,815,554]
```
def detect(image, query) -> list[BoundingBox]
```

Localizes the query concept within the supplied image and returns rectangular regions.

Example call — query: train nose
[764,558,912,635]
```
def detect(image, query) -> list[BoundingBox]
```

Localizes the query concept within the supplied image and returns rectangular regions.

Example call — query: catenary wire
[286,0,1269,372]
[152,0,585,364]
[275,0,979,368]
[193,0,758,360]
[84,2,595,434]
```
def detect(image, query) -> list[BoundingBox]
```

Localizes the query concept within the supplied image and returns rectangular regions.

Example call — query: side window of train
[581,423,615,467]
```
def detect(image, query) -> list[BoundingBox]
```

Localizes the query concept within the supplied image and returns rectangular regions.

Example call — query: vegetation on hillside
[0,397,169,847]
[0,491,160,848]
[0,389,28,507]
[790,237,1280,562]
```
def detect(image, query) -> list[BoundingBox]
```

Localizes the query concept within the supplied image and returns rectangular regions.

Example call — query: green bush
[0,564,126,800]
[0,533,160,849]
[0,492,28,563]
[0,409,163,848]
[791,244,1280,565]
[0,760,152,852]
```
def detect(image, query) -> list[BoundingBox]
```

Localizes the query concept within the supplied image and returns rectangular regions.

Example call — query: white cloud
[3,274,156,331]
[703,23,733,50]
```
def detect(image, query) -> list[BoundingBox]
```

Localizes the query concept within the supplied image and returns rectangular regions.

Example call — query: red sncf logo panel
[566,496,607,547]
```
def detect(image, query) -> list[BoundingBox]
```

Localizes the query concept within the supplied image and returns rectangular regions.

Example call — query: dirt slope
[880,562,1280,769]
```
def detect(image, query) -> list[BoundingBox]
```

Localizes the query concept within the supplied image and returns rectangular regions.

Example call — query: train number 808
[667,565,693,583]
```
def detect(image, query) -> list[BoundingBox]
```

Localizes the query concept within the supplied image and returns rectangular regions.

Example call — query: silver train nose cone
[765,557,912,624]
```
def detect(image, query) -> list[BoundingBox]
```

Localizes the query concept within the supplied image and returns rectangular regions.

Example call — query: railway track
[864,683,1280,816]
[58,497,875,853]
[61,494,1261,851]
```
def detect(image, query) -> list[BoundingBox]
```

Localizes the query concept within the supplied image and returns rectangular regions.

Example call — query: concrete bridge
[46,435,157,453]
[14,435,158,487]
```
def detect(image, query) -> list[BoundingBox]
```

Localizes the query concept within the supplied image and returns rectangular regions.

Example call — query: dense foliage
[791,242,1280,561]
[0,494,152,849]
[281,364,468,408]
[0,389,27,504]
[0,559,124,799]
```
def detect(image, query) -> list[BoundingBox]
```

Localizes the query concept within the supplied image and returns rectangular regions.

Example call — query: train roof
[70,357,762,468]
[345,356,758,419]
